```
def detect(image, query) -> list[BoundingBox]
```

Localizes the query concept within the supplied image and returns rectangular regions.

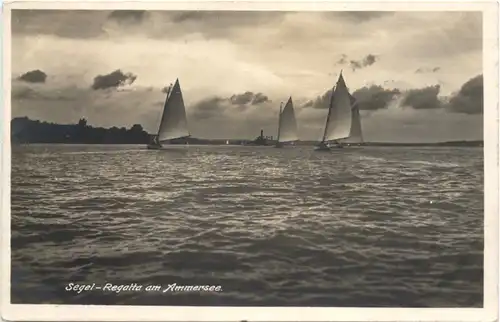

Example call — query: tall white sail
[277,97,299,143]
[321,73,352,142]
[342,93,364,143]
[157,79,190,142]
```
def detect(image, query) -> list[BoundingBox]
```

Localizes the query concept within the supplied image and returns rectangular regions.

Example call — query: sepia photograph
[1,1,498,321]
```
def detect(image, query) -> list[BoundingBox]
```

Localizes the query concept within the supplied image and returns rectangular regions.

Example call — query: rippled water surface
[11,144,483,307]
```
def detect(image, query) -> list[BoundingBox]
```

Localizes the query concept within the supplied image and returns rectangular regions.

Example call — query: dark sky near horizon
[11,9,483,142]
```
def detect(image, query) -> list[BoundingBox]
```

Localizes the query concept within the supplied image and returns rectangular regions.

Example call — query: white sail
[321,73,352,142]
[157,79,190,142]
[341,94,364,143]
[277,97,299,143]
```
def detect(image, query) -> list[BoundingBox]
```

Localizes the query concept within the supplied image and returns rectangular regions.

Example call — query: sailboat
[147,78,190,150]
[339,93,364,146]
[315,71,353,152]
[275,96,299,148]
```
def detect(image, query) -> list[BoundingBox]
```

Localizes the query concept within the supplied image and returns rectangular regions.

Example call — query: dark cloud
[230,91,270,106]
[190,97,228,120]
[91,70,137,90]
[401,85,442,110]
[252,93,270,105]
[18,69,47,83]
[326,11,395,22]
[230,92,253,105]
[189,91,271,121]
[166,11,286,25]
[336,54,348,65]
[352,85,400,110]
[350,54,378,71]
[306,89,333,109]
[12,86,48,100]
[298,74,482,115]
[415,67,441,73]
[12,82,80,101]
[12,10,287,40]
[12,9,107,39]
[446,74,483,115]
[108,10,147,24]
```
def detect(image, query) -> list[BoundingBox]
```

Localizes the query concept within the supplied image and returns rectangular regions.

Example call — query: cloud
[108,10,147,24]
[12,9,109,39]
[190,97,228,120]
[307,85,400,111]
[252,93,270,105]
[18,69,47,83]
[12,81,82,101]
[91,70,137,90]
[305,89,333,110]
[333,11,395,22]
[335,53,378,71]
[349,54,378,71]
[415,67,441,73]
[229,91,270,106]
[230,91,253,105]
[396,74,482,115]
[303,74,482,115]
[186,90,273,122]
[445,74,483,115]
[401,85,442,110]
[336,54,348,65]
[163,11,287,27]
[352,85,401,110]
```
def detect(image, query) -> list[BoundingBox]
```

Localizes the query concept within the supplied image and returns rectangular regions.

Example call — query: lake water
[10,144,483,307]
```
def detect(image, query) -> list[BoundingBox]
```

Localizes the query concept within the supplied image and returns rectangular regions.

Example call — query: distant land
[10,117,483,147]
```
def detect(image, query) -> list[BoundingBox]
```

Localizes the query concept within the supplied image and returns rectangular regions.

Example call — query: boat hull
[275,140,297,148]
[314,141,345,151]
[147,144,162,150]
[146,144,189,151]
[314,146,331,152]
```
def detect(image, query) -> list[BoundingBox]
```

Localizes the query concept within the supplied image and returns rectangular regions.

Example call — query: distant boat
[275,97,299,148]
[226,140,229,145]
[247,129,271,146]
[147,79,190,150]
[315,71,353,152]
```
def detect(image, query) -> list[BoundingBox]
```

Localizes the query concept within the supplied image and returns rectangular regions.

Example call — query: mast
[277,102,283,142]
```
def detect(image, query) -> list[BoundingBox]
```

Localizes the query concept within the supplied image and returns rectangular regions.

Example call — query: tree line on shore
[11,117,151,144]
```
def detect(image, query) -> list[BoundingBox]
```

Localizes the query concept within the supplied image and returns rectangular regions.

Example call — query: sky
[11,10,483,142]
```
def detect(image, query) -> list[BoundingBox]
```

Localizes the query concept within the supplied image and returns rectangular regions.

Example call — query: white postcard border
[1,1,498,321]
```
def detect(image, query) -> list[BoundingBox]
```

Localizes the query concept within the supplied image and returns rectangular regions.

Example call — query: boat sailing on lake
[147,78,190,150]
[315,71,356,151]
[275,96,299,148]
